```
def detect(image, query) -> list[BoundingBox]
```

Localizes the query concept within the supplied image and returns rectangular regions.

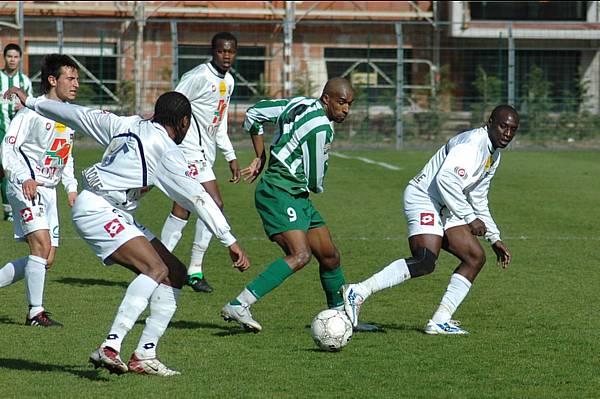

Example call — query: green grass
[1,146,599,398]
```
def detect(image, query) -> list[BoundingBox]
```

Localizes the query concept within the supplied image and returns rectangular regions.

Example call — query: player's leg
[160,201,190,251]
[424,224,485,335]
[127,238,185,376]
[222,181,311,332]
[342,185,443,326]
[0,166,12,221]
[187,179,223,293]
[307,225,345,309]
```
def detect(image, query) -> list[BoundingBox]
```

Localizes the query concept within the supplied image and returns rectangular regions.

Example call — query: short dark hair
[3,43,22,57]
[40,54,79,94]
[152,91,191,130]
[211,32,237,50]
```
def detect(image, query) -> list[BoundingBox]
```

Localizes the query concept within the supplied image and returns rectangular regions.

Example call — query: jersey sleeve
[468,157,501,243]
[25,96,128,148]
[154,149,237,247]
[60,147,78,193]
[435,143,482,224]
[215,105,236,162]
[174,70,201,100]
[243,99,290,135]
[1,111,34,183]
[303,127,330,193]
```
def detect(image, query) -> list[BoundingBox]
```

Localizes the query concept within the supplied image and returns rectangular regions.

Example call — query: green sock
[246,258,294,300]
[320,266,346,308]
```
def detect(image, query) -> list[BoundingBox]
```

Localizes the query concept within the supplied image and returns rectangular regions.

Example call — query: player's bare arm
[241,134,266,183]
[491,240,511,268]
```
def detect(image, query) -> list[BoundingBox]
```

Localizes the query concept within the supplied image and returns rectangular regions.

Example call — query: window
[27,42,118,106]
[469,1,587,21]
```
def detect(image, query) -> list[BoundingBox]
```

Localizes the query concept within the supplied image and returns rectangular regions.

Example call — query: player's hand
[67,191,78,207]
[4,87,27,106]
[228,242,250,271]
[492,240,511,269]
[241,157,263,183]
[468,218,487,236]
[229,159,241,183]
[22,179,41,201]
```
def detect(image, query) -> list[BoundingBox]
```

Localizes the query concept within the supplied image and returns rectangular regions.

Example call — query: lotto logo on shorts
[420,212,435,226]
[186,164,199,178]
[104,218,125,238]
[20,208,34,223]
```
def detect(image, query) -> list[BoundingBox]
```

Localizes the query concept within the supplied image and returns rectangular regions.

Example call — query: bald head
[320,77,355,123]
[487,104,519,149]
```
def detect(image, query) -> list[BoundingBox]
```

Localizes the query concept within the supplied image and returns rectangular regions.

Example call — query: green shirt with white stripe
[0,69,33,136]
[244,97,334,195]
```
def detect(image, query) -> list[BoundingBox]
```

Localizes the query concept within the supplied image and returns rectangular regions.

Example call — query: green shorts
[255,179,325,239]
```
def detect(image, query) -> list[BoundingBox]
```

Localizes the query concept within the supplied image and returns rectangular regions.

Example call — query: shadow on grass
[0,315,21,325]
[55,277,129,289]
[376,322,422,333]
[169,319,252,336]
[0,358,110,381]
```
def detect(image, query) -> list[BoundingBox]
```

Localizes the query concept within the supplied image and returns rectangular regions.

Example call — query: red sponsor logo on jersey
[4,135,16,144]
[104,218,125,238]
[454,167,467,178]
[20,208,34,223]
[420,212,434,226]
[186,164,199,178]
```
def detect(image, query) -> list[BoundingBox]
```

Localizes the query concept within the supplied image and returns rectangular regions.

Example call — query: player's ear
[48,75,58,88]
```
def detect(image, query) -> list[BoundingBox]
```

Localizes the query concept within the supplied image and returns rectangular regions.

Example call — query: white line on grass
[331,152,402,170]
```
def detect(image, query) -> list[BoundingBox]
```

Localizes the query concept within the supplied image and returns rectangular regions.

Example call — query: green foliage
[292,68,318,98]
[470,65,503,125]
[520,66,553,138]
[116,80,136,115]
[1,148,599,397]
[556,76,599,140]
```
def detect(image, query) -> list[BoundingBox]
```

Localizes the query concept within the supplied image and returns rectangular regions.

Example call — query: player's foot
[424,319,469,335]
[220,303,262,332]
[127,352,181,377]
[89,346,128,374]
[3,212,13,222]
[25,310,63,327]
[341,284,365,327]
[188,274,213,293]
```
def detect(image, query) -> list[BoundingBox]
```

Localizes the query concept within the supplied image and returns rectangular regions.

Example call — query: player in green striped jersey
[0,44,33,222]
[221,77,354,332]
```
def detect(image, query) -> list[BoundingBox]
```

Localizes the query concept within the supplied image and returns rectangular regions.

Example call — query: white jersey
[176,62,236,166]
[24,96,236,247]
[408,126,501,243]
[1,95,77,193]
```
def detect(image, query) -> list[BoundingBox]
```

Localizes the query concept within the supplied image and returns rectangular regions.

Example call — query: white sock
[236,288,258,306]
[0,256,28,287]
[102,274,159,353]
[358,258,411,299]
[25,255,47,318]
[188,219,213,276]
[431,273,472,325]
[3,203,11,213]
[135,284,180,359]
[160,213,188,252]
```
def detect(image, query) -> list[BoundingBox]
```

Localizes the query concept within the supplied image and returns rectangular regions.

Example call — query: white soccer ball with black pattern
[310,309,353,352]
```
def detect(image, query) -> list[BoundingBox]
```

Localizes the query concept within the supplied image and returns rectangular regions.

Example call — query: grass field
[1,146,599,398]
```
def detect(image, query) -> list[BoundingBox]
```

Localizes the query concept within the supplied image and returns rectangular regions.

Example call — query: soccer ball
[310,309,353,352]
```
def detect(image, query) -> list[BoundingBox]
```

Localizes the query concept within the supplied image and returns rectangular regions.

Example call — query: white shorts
[403,184,467,238]
[7,181,60,246]
[72,189,155,264]
[184,158,215,184]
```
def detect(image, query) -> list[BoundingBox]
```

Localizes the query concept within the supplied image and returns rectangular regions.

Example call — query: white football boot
[220,303,262,332]
[127,353,181,376]
[341,284,365,327]
[424,319,469,335]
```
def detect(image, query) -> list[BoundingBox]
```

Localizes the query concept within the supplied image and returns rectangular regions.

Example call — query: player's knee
[320,249,340,270]
[406,247,437,278]
[465,247,486,270]
[292,248,312,269]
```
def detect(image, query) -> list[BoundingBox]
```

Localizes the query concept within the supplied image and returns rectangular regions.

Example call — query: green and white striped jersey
[0,69,32,134]
[244,97,334,195]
